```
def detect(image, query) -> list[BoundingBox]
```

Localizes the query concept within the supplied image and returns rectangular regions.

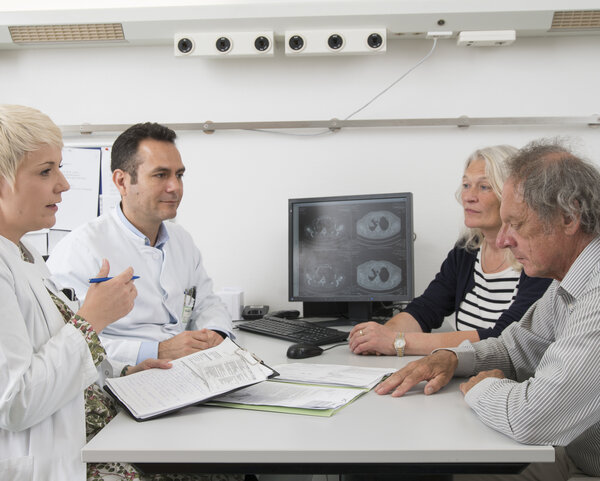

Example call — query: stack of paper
[211,363,394,417]
[273,363,394,389]
[104,338,276,420]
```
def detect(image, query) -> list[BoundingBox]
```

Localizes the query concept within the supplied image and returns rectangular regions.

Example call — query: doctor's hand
[124,358,173,376]
[375,350,458,397]
[77,259,137,334]
[460,369,505,395]
[348,321,397,356]
[158,329,225,360]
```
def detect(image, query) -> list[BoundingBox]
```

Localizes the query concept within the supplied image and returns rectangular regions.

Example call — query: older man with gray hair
[376,139,600,480]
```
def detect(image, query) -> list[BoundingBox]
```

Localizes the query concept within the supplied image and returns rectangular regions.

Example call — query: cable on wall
[241,38,439,137]
[56,36,600,136]
[344,38,438,121]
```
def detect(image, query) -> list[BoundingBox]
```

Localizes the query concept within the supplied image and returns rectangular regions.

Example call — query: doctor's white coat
[0,235,98,481]
[48,209,233,365]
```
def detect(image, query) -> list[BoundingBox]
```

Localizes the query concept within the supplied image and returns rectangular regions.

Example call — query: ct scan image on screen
[290,193,413,304]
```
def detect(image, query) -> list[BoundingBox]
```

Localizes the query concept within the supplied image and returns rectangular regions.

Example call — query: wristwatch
[394,332,406,357]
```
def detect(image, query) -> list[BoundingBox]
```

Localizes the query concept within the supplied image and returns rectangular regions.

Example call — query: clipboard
[103,338,278,421]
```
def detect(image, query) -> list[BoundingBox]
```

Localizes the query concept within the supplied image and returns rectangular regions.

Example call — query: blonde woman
[0,105,174,481]
[349,146,552,356]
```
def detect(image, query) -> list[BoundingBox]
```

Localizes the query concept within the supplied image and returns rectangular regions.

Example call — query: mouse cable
[322,342,349,352]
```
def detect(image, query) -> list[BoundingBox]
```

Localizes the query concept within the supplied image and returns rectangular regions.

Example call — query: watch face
[394,334,406,356]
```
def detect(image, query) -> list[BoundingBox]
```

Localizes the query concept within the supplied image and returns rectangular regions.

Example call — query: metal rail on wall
[59,115,600,136]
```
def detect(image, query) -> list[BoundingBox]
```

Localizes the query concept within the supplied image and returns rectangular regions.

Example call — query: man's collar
[116,203,169,248]
[558,236,600,299]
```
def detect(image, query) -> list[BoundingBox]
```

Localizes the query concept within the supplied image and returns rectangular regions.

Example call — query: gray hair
[456,145,519,253]
[507,139,600,236]
[0,104,63,186]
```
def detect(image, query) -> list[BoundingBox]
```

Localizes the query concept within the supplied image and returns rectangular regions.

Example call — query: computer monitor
[288,193,414,323]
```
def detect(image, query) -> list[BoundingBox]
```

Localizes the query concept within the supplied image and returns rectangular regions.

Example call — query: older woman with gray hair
[349,145,552,357]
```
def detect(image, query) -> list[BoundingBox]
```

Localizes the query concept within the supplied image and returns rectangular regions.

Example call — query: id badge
[182,287,196,325]
[182,305,193,325]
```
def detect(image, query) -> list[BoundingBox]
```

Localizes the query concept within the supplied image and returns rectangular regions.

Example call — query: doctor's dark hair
[111,122,177,183]
[507,138,600,236]
[0,104,63,187]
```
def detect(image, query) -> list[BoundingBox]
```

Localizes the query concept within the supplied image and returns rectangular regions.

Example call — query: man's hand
[375,350,458,397]
[348,321,397,356]
[158,329,225,360]
[460,369,505,395]
[126,358,173,376]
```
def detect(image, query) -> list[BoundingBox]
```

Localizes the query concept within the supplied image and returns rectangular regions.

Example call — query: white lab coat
[0,235,98,481]
[48,208,233,365]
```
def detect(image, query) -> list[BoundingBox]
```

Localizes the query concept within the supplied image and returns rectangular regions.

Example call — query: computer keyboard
[237,316,348,345]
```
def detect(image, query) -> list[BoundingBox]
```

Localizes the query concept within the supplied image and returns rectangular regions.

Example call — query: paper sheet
[105,338,273,419]
[53,147,101,230]
[213,380,367,410]
[272,363,394,389]
[99,146,121,214]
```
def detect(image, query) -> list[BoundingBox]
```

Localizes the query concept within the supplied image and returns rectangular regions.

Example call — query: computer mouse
[286,343,324,359]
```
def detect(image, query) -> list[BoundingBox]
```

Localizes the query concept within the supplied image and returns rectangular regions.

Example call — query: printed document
[272,363,394,389]
[214,380,366,410]
[104,338,274,420]
[211,363,394,414]
[53,147,101,230]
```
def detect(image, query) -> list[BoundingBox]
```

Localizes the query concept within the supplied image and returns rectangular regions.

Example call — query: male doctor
[48,122,233,365]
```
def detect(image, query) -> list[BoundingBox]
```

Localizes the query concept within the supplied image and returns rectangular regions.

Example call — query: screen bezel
[288,192,414,304]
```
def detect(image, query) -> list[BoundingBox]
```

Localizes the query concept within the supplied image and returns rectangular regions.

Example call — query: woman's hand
[348,321,397,356]
[76,259,137,333]
[125,358,173,376]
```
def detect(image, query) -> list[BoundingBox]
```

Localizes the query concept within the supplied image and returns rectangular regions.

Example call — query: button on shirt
[115,206,173,362]
[47,206,233,365]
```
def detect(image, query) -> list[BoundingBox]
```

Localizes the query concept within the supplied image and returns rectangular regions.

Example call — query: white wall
[1,34,599,311]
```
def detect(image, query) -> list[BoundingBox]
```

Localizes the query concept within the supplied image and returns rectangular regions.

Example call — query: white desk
[82,328,554,475]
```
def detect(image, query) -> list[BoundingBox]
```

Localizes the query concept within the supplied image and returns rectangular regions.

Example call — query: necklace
[481,241,506,273]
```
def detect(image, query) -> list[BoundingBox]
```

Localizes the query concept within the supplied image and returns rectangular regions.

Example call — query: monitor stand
[302,301,373,327]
